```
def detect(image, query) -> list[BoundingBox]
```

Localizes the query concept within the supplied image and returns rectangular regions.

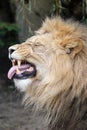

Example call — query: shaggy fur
[8,17,87,130]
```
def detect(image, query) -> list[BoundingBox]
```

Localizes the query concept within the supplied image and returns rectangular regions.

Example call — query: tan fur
[9,17,87,130]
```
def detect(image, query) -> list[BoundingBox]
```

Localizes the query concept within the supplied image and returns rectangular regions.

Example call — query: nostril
[9,48,15,55]
[8,48,15,60]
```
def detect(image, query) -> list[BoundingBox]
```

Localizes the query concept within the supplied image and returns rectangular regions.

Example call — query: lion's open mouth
[8,60,36,80]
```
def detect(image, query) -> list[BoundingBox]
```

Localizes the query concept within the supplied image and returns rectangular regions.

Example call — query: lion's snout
[8,44,20,60]
[9,47,16,60]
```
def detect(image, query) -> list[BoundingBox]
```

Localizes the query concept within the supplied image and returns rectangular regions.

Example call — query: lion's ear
[61,39,83,58]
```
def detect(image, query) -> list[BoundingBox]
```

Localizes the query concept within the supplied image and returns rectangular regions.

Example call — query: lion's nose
[9,48,15,55]
[8,44,20,60]
[8,47,16,60]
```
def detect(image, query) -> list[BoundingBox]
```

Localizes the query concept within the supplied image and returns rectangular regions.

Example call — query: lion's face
[8,33,58,91]
[8,31,74,93]
[8,17,85,104]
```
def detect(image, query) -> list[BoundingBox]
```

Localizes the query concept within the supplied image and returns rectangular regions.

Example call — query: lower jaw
[13,71,36,80]
[13,74,32,80]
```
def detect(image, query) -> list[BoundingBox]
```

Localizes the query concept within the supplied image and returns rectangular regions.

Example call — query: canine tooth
[12,60,16,66]
[18,60,21,67]
[16,68,20,74]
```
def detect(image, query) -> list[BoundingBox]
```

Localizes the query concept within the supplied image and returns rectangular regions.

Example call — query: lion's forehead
[26,33,54,45]
[13,33,65,57]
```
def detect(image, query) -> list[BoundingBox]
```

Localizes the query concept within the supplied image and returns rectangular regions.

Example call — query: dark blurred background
[0,0,87,98]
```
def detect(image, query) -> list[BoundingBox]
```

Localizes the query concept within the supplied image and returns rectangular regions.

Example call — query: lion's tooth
[27,67,33,72]
[12,59,16,66]
[16,68,20,74]
[17,60,21,67]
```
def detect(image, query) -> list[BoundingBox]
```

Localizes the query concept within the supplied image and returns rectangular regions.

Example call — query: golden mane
[25,18,87,130]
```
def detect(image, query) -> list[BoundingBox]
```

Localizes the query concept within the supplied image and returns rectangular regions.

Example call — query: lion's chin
[13,78,32,92]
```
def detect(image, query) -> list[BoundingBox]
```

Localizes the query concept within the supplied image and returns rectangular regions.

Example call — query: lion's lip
[8,60,36,80]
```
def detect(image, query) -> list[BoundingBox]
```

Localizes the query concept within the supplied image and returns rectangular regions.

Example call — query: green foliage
[0,22,19,31]
[0,22,19,47]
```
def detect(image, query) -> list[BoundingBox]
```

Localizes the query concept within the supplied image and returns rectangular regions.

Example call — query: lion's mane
[23,17,87,130]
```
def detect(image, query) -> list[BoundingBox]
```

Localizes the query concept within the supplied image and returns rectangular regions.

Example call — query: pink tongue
[8,64,30,79]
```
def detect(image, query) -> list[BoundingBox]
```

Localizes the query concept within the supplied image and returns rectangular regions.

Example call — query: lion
[8,17,87,130]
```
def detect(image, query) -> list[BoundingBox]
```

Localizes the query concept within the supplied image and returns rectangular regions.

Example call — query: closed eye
[34,42,40,46]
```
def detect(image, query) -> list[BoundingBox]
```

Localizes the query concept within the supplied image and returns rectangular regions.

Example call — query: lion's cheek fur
[24,54,74,110]
[46,54,74,94]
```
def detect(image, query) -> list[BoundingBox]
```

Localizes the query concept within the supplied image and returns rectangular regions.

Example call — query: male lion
[8,17,87,130]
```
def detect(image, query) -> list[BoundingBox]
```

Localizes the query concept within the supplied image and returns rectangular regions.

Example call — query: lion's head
[8,17,87,130]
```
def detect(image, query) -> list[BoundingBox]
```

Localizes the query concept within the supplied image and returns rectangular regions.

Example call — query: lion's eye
[33,42,45,53]
[34,42,40,46]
